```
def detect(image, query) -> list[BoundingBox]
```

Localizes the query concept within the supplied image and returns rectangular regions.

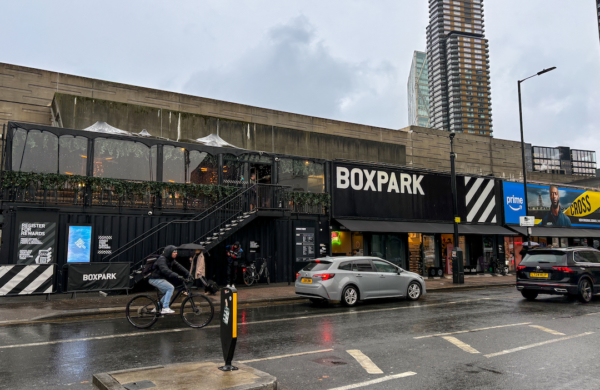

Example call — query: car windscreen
[520,251,567,265]
[302,262,332,272]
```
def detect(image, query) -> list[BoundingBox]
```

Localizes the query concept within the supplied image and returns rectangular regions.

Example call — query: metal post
[518,80,530,247]
[450,133,463,284]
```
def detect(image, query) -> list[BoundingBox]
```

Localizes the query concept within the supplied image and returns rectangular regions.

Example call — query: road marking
[327,372,417,390]
[0,297,501,350]
[414,322,531,339]
[442,336,480,354]
[529,325,565,336]
[240,349,333,363]
[484,332,594,358]
[585,312,600,316]
[346,350,384,374]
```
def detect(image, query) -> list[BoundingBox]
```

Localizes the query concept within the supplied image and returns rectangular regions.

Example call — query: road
[1,287,600,389]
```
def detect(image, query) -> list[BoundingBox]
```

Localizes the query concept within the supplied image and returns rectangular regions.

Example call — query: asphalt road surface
[1,287,600,389]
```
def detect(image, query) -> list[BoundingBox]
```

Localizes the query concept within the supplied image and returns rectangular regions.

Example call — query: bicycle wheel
[126,295,159,329]
[243,269,254,286]
[181,294,215,328]
[264,268,270,285]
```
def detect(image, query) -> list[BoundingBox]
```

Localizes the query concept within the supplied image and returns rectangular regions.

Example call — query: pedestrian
[148,245,191,314]
[190,249,208,292]
[225,241,243,288]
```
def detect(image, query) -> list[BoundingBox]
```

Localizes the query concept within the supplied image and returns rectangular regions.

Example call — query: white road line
[0,297,500,350]
[585,312,600,316]
[484,332,594,358]
[529,325,565,336]
[240,349,333,363]
[442,336,480,354]
[414,322,531,339]
[346,350,384,374]
[327,372,417,390]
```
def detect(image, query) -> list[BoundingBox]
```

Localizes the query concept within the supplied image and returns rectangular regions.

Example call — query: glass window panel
[11,128,27,171]
[223,154,246,185]
[20,130,58,173]
[93,138,155,181]
[162,145,185,183]
[276,158,325,193]
[59,135,88,176]
[188,151,218,185]
[373,260,398,273]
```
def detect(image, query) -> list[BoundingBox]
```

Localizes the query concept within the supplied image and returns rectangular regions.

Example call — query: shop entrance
[250,163,271,184]
[441,234,466,274]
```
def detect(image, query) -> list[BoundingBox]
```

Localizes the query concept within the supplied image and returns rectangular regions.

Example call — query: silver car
[295,256,426,306]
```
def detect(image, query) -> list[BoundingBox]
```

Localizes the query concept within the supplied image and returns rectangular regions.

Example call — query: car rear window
[520,251,567,265]
[302,261,332,272]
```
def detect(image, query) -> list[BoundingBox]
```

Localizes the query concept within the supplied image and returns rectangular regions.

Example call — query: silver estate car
[295,256,426,306]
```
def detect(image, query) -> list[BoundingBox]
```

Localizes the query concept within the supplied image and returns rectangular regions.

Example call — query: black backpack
[142,255,159,279]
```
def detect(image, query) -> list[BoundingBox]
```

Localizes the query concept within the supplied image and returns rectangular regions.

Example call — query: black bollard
[218,287,238,371]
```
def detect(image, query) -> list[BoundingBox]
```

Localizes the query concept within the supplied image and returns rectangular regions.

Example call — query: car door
[352,260,379,299]
[581,251,600,292]
[372,259,402,297]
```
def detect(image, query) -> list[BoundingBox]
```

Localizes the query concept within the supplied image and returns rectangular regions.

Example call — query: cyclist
[148,245,191,314]
[225,241,243,288]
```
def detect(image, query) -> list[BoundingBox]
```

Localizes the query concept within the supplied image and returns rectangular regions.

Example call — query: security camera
[148,210,153,216]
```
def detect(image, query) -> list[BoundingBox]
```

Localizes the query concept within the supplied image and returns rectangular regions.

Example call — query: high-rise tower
[426,0,493,136]
[407,51,430,127]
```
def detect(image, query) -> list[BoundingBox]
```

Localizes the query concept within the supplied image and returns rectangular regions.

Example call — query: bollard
[218,287,238,371]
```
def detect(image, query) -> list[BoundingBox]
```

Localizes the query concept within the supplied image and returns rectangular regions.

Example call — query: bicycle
[126,279,214,329]
[242,256,270,286]
[491,257,509,276]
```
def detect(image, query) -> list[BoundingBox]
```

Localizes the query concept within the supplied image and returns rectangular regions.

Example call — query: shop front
[331,161,514,276]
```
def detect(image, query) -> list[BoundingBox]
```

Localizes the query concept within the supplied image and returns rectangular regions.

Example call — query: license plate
[301,278,312,284]
[530,272,549,278]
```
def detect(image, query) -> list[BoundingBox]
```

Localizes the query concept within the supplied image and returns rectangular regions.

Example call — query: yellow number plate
[301,278,312,284]
[530,272,549,278]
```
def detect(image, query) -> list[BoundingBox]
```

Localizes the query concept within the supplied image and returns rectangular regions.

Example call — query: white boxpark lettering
[335,167,425,196]
[83,273,117,281]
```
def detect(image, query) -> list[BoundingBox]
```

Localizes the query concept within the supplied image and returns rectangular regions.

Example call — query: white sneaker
[231,284,235,289]
[151,308,157,313]
[226,284,231,288]
[161,308,175,314]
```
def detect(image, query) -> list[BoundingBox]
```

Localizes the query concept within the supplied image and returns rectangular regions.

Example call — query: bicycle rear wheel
[243,269,254,286]
[126,295,159,329]
[181,294,214,328]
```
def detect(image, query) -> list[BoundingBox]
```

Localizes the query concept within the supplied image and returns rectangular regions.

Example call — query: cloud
[184,15,402,127]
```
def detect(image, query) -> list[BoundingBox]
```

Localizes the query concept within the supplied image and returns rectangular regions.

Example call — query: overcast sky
[1,1,599,152]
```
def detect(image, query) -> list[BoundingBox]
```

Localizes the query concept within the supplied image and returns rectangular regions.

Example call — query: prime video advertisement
[527,184,600,228]
[503,182,600,228]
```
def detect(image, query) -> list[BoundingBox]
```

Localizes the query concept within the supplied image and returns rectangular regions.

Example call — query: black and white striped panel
[0,264,55,296]
[464,177,497,223]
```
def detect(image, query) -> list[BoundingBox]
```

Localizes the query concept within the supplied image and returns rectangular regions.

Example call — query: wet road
[1,287,600,389]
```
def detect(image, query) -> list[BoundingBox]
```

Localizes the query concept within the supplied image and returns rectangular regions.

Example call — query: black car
[516,247,600,303]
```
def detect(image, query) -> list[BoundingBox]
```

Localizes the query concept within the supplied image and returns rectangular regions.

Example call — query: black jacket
[150,245,190,280]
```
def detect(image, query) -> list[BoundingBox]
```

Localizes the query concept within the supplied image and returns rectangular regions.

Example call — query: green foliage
[283,191,330,207]
[2,171,237,202]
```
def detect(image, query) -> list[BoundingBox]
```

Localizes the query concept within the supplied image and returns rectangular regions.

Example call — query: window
[189,151,218,184]
[354,261,374,272]
[277,159,325,193]
[301,262,332,272]
[59,135,88,176]
[338,262,353,271]
[162,145,185,183]
[373,260,398,273]
[93,138,157,181]
[17,130,58,174]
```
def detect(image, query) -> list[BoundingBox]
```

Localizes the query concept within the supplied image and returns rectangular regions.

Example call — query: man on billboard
[541,186,572,227]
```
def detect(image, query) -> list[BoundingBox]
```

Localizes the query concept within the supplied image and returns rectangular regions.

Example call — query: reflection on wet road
[2,287,600,389]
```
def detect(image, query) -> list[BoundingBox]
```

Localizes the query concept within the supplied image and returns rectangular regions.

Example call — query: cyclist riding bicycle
[148,245,192,314]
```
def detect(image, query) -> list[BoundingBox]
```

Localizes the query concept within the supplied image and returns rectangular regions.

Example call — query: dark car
[516,247,600,303]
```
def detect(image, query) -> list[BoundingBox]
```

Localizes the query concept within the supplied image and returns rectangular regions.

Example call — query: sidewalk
[0,275,515,325]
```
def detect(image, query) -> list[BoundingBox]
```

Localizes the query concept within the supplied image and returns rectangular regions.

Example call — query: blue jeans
[149,279,174,309]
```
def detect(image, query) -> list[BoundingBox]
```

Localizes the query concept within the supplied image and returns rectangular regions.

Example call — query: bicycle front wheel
[181,294,214,328]
[243,270,254,286]
[126,295,159,329]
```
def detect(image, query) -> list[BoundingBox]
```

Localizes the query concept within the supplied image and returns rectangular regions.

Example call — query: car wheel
[577,278,593,303]
[342,285,359,307]
[521,290,538,300]
[407,282,422,301]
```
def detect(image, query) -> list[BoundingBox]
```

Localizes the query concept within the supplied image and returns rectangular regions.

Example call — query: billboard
[66,226,93,263]
[14,210,59,265]
[502,182,526,224]
[527,184,600,228]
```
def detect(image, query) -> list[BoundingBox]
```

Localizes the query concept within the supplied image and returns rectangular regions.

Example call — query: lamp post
[518,67,556,246]
[449,132,463,284]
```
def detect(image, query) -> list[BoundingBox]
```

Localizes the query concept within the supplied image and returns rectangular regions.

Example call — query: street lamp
[449,132,463,284]
[518,67,556,246]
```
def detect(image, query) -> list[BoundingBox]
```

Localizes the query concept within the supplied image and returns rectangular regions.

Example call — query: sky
[1,1,599,153]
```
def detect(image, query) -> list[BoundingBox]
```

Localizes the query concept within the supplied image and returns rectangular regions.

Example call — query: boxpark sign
[332,162,501,224]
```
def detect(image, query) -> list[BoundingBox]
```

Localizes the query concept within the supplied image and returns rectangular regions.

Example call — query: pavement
[0,275,515,325]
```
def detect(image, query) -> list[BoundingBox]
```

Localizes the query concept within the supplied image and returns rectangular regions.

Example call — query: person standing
[225,242,243,288]
[541,186,572,227]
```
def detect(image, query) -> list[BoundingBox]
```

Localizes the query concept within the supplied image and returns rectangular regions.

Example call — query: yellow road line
[346,350,384,374]
[529,325,565,336]
[442,336,480,354]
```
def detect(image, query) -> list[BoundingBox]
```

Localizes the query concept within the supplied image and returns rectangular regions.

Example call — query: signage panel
[527,184,600,228]
[14,210,59,265]
[502,181,526,224]
[520,216,535,227]
[67,226,93,263]
[67,262,129,292]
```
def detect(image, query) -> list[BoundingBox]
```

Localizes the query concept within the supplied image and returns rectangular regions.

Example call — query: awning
[336,219,516,235]
[509,226,600,238]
